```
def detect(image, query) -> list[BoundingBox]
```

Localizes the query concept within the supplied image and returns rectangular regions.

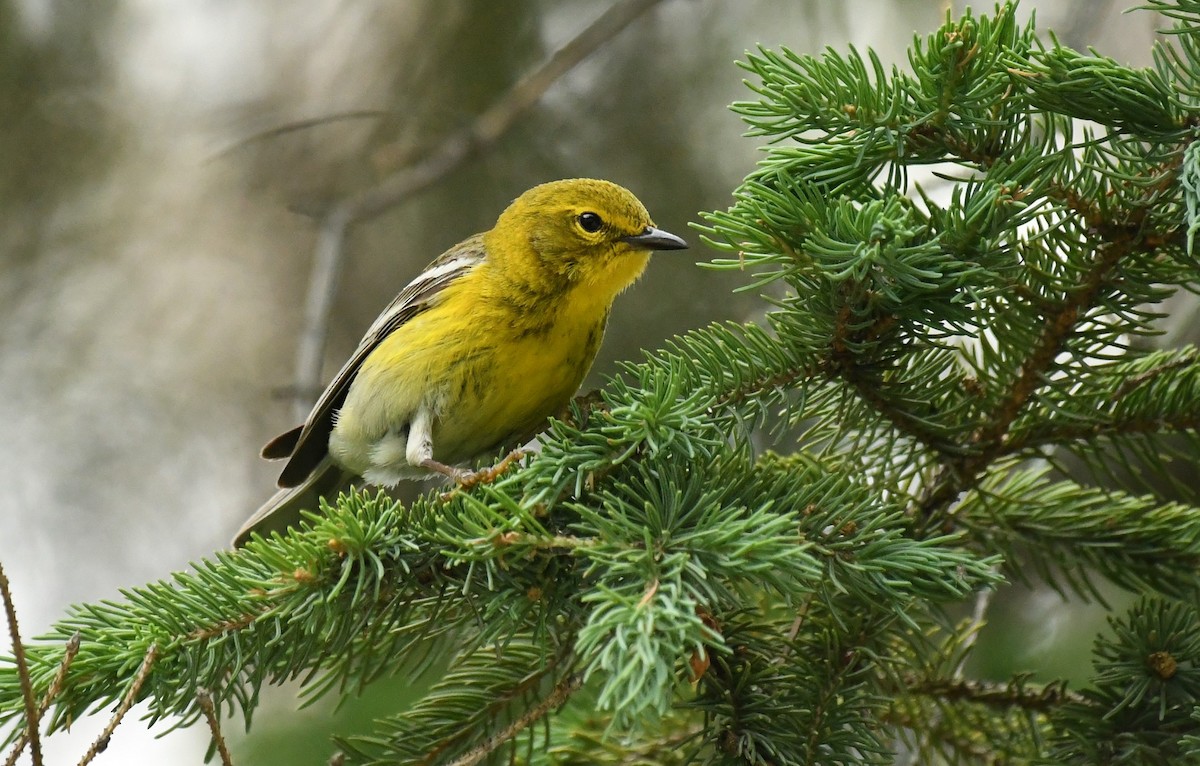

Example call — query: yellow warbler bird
[235,178,687,544]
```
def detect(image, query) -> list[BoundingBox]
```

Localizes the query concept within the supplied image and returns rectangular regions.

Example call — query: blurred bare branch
[1057,0,1118,49]
[210,110,398,161]
[956,585,994,678]
[290,0,676,418]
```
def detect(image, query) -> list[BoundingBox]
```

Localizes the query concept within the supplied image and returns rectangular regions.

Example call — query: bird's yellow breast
[329,262,629,479]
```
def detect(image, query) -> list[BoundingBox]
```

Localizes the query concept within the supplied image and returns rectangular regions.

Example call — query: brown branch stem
[185,609,264,643]
[905,674,1085,713]
[76,643,159,766]
[827,304,961,457]
[416,657,570,765]
[443,673,583,766]
[1114,349,1199,399]
[3,633,81,766]
[1003,413,1200,454]
[0,562,41,766]
[197,688,234,766]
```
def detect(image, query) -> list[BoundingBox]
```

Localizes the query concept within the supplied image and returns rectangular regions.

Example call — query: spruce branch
[1006,409,1200,453]
[884,694,1045,765]
[1113,348,1199,397]
[0,493,476,744]
[698,609,892,765]
[1002,346,1200,453]
[1014,44,1185,134]
[7,2,1200,762]
[1047,597,1200,763]
[915,151,1190,526]
[957,465,1200,600]
[878,615,1059,764]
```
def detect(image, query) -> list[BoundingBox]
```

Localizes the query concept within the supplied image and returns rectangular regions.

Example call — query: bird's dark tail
[233,459,355,547]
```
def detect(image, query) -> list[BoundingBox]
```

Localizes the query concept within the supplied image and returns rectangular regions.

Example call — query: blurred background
[0,0,1183,763]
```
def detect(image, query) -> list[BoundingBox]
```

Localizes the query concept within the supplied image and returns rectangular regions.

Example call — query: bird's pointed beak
[621,226,688,251]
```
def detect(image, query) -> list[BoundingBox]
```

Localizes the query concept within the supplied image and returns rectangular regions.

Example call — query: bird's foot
[463,448,528,489]
[428,449,528,500]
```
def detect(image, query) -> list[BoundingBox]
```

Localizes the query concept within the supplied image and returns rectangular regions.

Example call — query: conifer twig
[291,0,675,416]
[442,673,582,766]
[802,631,865,764]
[777,590,817,663]
[196,689,234,766]
[415,658,572,764]
[827,310,959,457]
[1001,411,1200,453]
[76,643,159,766]
[0,563,40,766]
[906,675,1085,712]
[4,632,81,766]
[1113,349,1199,398]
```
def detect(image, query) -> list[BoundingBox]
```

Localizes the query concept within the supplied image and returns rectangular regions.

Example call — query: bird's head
[486,178,687,302]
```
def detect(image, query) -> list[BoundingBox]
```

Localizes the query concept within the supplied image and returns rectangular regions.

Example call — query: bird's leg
[419,458,474,483]
[407,406,477,483]
[407,407,529,492]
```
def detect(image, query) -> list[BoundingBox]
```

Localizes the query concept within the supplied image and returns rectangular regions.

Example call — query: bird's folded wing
[274,236,487,488]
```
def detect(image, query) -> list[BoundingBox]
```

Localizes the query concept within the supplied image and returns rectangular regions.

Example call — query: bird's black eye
[577,212,603,233]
